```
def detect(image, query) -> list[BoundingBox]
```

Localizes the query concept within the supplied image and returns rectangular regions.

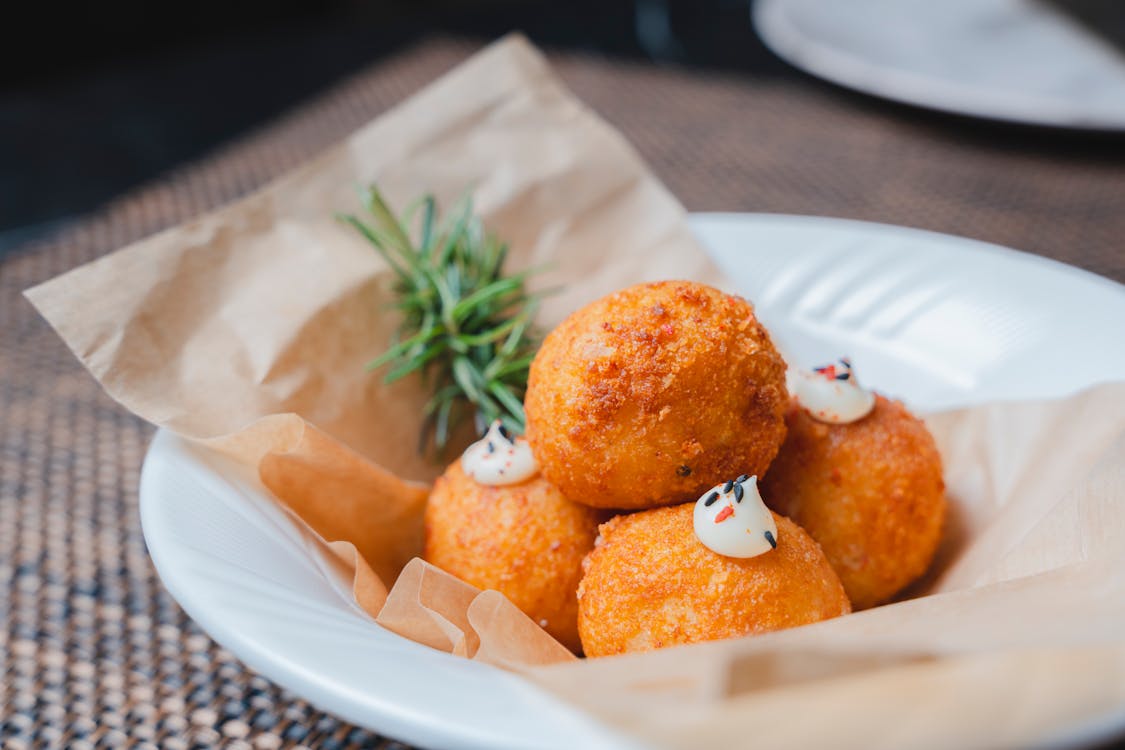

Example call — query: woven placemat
[3,36,1123,750]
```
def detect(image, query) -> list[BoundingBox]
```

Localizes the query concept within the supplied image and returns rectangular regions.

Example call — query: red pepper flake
[714,506,734,524]
[814,364,837,380]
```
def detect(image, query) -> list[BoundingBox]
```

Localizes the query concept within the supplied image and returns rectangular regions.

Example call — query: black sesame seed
[723,480,734,493]
[736,474,749,483]
[496,423,513,442]
[704,492,720,507]
[733,484,744,502]
[677,465,692,477]
[486,441,495,454]
[764,530,777,549]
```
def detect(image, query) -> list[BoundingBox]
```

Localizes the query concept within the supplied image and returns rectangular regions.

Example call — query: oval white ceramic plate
[753,0,1125,130]
[141,213,1125,750]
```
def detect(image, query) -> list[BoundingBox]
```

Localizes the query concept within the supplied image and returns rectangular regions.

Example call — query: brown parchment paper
[25,33,1125,749]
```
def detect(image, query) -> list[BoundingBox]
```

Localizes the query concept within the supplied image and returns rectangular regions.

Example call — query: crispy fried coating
[577,504,850,656]
[760,395,946,610]
[525,281,788,510]
[423,461,603,653]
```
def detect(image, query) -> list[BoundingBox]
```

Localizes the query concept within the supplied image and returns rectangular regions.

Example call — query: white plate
[141,213,1125,750]
[753,0,1125,130]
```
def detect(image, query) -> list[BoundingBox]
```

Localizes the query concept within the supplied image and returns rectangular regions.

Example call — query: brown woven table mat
[3,36,1124,750]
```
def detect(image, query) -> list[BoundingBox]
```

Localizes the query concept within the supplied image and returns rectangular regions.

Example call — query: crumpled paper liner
[373,558,573,667]
[24,33,1125,749]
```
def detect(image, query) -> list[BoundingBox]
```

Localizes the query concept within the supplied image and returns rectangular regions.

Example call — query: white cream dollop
[692,475,778,559]
[791,357,875,424]
[461,420,539,486]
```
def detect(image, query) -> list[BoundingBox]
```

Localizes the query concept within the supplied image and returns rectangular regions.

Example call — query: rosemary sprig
[339,185,544,455]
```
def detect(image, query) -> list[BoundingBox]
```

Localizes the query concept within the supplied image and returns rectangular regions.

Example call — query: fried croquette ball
[577,503,850,656]
[760,395,946,610]
[423,461,602,653]
[525,281,788,510]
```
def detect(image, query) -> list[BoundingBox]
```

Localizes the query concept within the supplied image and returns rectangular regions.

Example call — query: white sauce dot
[461,421,539,486]
[790,358,875,424]
[692,477,778,559]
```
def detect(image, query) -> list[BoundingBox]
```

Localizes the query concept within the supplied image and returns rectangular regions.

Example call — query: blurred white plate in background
[141,213,1125,750]
[753,0,1125,130]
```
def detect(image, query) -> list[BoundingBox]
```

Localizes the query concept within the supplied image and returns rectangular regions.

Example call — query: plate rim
[139,429,634,750]
[691,210,1124,294]
[139,211,1125,749]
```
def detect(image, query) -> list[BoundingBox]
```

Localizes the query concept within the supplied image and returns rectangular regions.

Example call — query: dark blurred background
[2,0,797,253]
[7,0,1124,260]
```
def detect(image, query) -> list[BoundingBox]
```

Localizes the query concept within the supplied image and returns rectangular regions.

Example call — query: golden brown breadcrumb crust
[422,461,604,653]
[760,395,946,610]
[525,281,788,510]
[577,503,850,656]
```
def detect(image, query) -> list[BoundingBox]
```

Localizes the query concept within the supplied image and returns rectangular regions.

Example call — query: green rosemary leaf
[397,194,426,228]
[433,396,455,451]
[337,215,411,283]
[423,269,457,334]
[342,185,554,455]
[437,198,473,266]
[419,196,436,256]
[450,276,527,324]
[365,323,443,371]
[451,355,487,404]
[487,352,537,381]
[424,384,462,416]
[362,186,413,253]
[489,241,509,281]
[384,343,445,383]
[457,314,526,348]
[497,305,536,358]
[488,382,526,427]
